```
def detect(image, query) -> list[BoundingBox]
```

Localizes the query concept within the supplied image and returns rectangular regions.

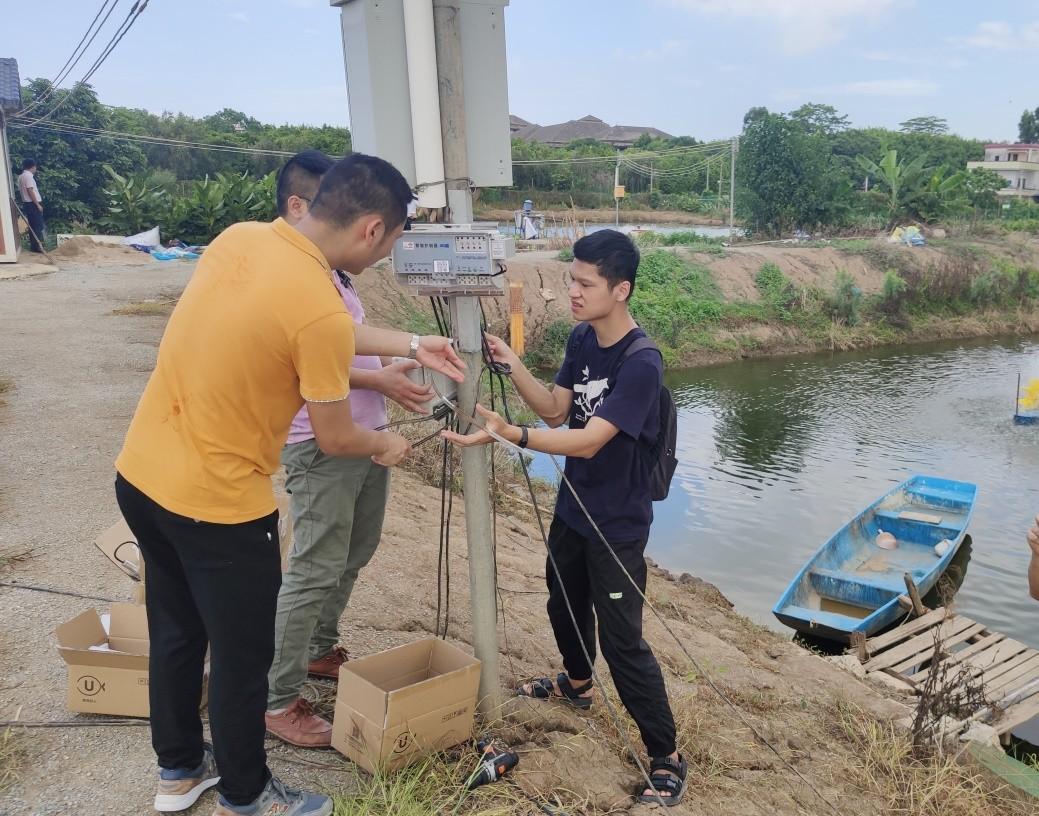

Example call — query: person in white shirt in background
[17,159,45,253]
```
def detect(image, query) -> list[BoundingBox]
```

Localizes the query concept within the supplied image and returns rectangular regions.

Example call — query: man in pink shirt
[265,151,432,747]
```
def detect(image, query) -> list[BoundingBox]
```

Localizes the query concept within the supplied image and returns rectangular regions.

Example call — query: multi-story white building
[967,143,1039,200]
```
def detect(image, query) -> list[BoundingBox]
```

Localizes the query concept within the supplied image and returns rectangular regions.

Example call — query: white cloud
[863,51,968,69]
[958,20,1039,50]
[777,78,939,102]
[841,79,938,96]
[666,0,897,54]
[228,11,249,23]
[614,39,686,63]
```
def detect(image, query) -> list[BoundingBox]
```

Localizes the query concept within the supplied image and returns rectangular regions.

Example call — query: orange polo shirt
[116,218,354,523]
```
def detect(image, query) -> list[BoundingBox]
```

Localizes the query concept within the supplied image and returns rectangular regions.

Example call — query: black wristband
[518,426,529,449]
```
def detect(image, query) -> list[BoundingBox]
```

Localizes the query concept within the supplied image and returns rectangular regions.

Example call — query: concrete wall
[0,114,19,263]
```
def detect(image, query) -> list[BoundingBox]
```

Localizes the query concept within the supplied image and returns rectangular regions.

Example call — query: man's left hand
[416,336,466,383]
[1028,514,1039,558]
[441,404,513,447]
[375,360,433,414]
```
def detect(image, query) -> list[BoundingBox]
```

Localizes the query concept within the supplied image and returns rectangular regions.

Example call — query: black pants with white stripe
[545,515,677,758]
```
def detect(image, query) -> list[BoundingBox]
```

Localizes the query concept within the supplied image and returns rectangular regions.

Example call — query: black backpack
[568,324,679,501]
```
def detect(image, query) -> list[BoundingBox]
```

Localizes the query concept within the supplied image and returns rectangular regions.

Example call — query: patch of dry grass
[832,700,1032,816]
[0,727,24,795]
[112,298,177,316]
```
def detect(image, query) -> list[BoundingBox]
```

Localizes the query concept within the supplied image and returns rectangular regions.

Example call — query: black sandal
[635,754,687,807]
[515,672,594,710]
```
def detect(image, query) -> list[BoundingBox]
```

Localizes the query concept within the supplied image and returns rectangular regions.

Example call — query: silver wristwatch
[407,334,420,359]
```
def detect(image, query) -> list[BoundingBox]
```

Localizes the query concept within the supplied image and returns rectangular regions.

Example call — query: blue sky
[10,0,1039,141]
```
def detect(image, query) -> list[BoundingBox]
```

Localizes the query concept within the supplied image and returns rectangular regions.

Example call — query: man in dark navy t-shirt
[443,230,685,805]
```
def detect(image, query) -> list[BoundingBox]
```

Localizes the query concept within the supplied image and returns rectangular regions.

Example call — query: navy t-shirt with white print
[553,325,662,542]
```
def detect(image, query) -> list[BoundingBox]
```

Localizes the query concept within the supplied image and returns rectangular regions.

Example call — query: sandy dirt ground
[0,252,977,816]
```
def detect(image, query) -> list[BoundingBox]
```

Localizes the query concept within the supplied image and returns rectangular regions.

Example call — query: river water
[531,336,1039,648]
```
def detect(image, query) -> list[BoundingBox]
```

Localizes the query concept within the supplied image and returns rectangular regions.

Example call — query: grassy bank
[520,231,1039,369]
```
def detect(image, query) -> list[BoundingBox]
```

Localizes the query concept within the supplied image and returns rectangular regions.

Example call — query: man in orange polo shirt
[115,154,464,816]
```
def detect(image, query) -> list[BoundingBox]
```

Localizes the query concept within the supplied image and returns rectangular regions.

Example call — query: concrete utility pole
[432,0,500,715]
[614,150,621,226]
[728,137,738,234]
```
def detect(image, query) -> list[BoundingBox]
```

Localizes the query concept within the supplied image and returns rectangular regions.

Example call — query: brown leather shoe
[307,645,349,679]
[265,698,332,748]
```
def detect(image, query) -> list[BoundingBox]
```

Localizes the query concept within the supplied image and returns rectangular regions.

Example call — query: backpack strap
[610,335,661,380]
[567,322,593,358]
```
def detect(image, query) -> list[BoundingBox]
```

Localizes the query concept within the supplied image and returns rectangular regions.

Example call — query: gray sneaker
[211,776,332,816]
[154,743,220,812]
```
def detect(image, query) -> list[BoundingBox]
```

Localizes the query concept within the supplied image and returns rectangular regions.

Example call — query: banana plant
[855,149,930,226]
[909,165,967,222]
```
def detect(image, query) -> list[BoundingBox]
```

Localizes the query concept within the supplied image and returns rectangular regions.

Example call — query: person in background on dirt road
[114,153,465,816]
[1028,514,1039,600]
[264,150,433,749]
[17,158,45,252]
[442,229,686,806]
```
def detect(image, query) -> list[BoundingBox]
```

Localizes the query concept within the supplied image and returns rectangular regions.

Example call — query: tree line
[7,79,1037,242]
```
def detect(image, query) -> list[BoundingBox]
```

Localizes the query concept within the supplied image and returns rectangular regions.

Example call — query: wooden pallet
[856,608,1039,737]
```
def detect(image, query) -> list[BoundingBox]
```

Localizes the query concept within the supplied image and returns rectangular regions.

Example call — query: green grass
[328,750,526,815]
[831,238,875,253]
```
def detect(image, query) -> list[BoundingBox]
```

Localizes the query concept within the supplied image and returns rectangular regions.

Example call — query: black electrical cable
[435,380,844,815]
[15,0,118,118]
[25,1,150,126]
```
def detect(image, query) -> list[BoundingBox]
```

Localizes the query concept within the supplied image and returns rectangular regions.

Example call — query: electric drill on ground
[467,739,519,789]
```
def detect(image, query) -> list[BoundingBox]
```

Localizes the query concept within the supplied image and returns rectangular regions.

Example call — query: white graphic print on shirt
[572,365,610,423]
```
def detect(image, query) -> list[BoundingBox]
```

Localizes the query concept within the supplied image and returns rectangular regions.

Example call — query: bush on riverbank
[519,240,1039,366]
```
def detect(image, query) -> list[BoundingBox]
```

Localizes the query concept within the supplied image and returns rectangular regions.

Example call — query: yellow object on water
[1019,378,1039,410]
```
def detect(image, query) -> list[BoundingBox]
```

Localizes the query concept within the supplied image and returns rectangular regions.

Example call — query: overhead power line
[16,0,121,118]
[11,119,304,158]
[14,119,735,171]
[20,1,151,126]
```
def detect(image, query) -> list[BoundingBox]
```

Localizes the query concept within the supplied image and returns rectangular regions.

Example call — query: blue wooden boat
[772,475,977,643]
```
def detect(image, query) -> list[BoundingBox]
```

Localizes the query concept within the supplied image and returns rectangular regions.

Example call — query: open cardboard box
[330,638,481,773]
[55,603,151,717]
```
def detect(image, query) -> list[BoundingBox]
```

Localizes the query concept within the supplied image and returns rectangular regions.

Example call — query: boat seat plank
[872,510,962,537]
[809,567,905,593]
[905,485,973,510]
[897,510,943,524]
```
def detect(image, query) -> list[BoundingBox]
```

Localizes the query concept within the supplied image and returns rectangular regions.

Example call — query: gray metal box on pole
[331,0,416,184]
[330,0,511,189]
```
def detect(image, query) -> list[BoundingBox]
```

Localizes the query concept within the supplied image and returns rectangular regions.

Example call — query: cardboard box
[56,603,151,717]
[94,519,145,604]
[330,638,481,773]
